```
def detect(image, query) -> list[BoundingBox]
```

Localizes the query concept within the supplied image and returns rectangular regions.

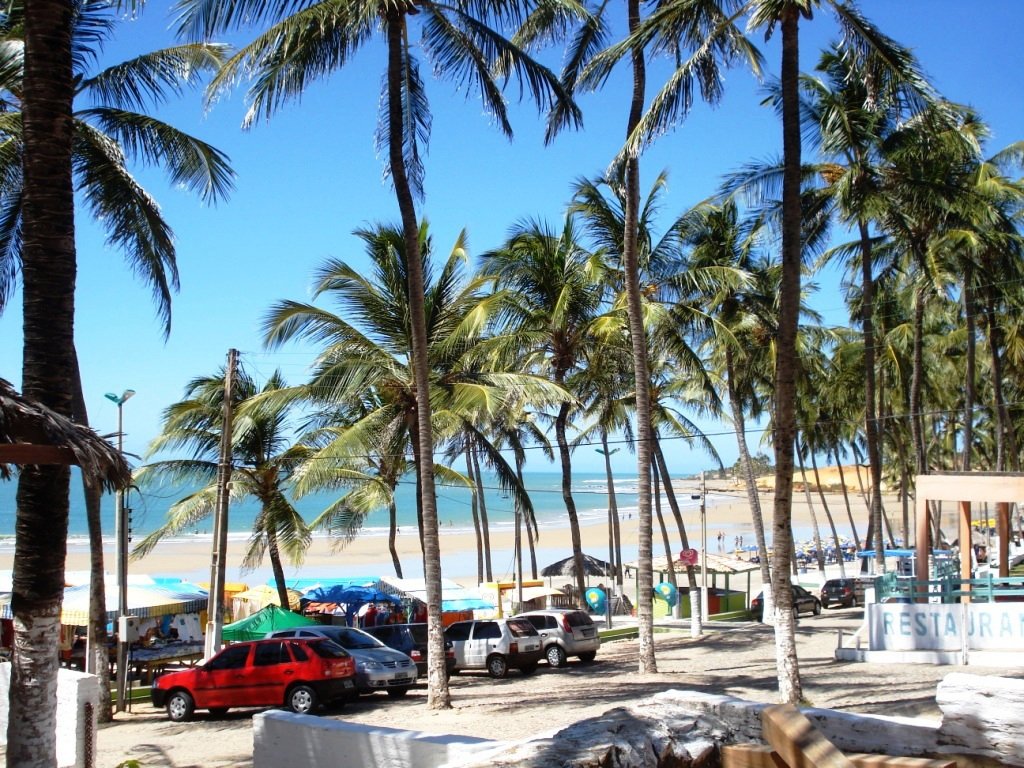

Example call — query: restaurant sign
[869,603,1024,651]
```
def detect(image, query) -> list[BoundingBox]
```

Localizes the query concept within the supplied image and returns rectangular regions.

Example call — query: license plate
[342,680,354,688]
[393,675,413,683]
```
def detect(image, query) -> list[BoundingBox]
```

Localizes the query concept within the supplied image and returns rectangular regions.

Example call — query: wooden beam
[722,744,956,768]
[0,443,77,465]
[761,704,856,768]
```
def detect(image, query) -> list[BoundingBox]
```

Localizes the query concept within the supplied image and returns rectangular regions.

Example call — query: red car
[151,637,356,722]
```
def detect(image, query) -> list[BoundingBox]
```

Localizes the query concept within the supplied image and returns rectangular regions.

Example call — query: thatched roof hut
[0,378,131,489]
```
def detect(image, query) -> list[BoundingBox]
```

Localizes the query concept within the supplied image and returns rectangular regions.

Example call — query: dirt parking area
[94,610,1021,768]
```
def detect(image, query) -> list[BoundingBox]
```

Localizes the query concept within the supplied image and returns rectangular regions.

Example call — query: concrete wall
[253,710,505,768]
[0,665,101,768]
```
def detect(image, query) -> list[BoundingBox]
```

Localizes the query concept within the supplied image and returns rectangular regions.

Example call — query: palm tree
[738,0,929,704]
[0,1,233,719]
[179,0,580,710]
[481,214,606,607]
[263,222,561,581]
[675,198,778,616]
[6,0,78,759]
[556,0,760,674]
[133,368,312,610]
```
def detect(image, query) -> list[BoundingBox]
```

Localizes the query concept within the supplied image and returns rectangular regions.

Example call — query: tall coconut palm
[263,222,562,580]
[133,368,312,610]
[6,0,78,760]
[676,198,778,617]
[736,0,928,704]
[0,1,233,718]
[481,214,606,607]
[556,0,760,673]
[180,0,580,710]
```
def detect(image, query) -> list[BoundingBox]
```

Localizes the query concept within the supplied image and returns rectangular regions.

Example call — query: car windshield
[328,627,384,650]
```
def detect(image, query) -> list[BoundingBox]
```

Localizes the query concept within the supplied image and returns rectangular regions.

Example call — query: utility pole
[700,471,708,622]
[105,388,135,713]
[205,349,237,660]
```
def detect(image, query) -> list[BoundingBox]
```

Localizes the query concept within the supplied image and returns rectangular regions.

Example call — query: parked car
[820,578,870,609]
[151,637,356,722]
[513,609,600,668]
[364,622,457,677]
[443,618,543,678]
[267,625,418,697]
[750,585,822,621]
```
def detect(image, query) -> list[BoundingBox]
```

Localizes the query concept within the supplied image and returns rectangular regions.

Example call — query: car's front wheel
[166,690,195,723]
[287,684,319,715]
[546,644,567,668]
[813,600,822,616]
[486,654,508,679]
[387,687,410,698]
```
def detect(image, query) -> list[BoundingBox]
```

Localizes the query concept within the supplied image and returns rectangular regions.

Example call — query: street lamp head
[106,389,136,405]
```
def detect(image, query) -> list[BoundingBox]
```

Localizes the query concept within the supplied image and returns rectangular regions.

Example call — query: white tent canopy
[378,577,495,612]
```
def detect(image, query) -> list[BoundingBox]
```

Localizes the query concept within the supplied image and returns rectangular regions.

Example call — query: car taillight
[509,642,518,654]
[411,650,423,661]
[446,649,454,659]
[561,615,572,633]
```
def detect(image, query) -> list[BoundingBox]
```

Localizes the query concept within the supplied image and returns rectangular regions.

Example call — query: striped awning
[59,582,208,625]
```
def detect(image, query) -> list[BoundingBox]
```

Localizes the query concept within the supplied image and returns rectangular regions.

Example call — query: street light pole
[596,446,620,629]
[105,388,135,713]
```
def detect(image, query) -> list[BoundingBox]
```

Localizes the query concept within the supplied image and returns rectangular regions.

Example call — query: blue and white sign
[869,603,1024,651]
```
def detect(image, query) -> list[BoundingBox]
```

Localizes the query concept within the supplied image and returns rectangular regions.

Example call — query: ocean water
[0,469,714,545]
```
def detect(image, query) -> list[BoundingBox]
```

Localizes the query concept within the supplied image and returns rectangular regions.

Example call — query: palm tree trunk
[726,343,772,613]
[9,1,78,761]
[831,450,860,549]
[983,285,1018,471]
[385,12,448,709]
[796,443,826,578]
[651,437,699,592]
[811,450,846,579]
[466,451,484,584]
[515,458,539,579]
[652,467,677,607]
[624,0,656,674]
[600,433,623,588]
[470,444,493,582]
[857,217,886,577]
[962,272,976,470]
[388,498,403,578]
[69,353,114,721]
[554,399,587,608]
[266,527,291,610]
[771,4,803,705]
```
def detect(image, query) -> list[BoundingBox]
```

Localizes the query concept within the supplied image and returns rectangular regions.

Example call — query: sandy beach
[3,484,894,590]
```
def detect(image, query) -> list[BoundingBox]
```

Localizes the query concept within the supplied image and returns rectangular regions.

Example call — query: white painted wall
[253,710,505,768]
[0,665,101,768]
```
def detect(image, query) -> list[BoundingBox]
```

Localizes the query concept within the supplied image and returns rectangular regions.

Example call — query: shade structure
[221,604,319,642]
[540,553,614,578]
[59,582,208,625]
[304,585,399,605]
[231,584,302,619]
[378,577,495,612]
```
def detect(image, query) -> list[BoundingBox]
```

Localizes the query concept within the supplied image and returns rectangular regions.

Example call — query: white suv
[514,609,600,667]
[443,618,543,678]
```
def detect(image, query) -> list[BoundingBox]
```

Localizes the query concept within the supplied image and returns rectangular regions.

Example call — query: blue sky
[1,0,1021,476]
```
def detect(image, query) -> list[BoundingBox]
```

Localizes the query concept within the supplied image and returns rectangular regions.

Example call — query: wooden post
[958,501,972,602]
[996,501,1010,578]
[915,492,930,599]
[761,704,856,768]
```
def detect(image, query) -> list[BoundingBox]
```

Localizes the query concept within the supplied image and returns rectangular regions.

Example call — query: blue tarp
[280,577,379,593]
[305,585,399,605]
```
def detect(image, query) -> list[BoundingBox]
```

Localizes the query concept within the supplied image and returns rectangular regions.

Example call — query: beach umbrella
[221,604,318,642]
[231,584,302,618]
[540,553,614,578]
